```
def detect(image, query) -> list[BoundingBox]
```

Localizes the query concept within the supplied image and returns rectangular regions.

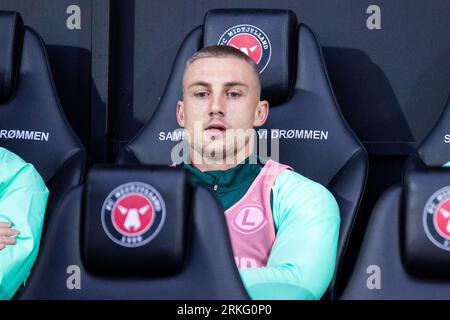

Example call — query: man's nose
[209,94,225,116]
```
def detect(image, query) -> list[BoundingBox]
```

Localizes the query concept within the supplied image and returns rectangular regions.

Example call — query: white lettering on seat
[445,134,450,144]
[270,129,328,140]
[0,129,50,142]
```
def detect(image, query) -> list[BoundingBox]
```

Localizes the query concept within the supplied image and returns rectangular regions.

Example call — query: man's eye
[227,91,241,98]
[194,91,209,98]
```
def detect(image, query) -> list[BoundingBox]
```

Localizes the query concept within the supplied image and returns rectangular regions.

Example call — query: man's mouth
[204,123,227,136]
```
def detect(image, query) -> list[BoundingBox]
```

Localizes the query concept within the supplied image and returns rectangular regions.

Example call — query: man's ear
[253,100,269,127]
[176,100,185,127]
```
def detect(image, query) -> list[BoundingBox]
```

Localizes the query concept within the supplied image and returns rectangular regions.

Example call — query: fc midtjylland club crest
[218,24,272,73]
[101,182,166,248]
[423,186,450,251]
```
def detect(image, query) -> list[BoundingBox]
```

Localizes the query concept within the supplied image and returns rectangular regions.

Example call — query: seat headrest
[416,94,450,167]
[0,11,84,183]
[83,166,190,277]
[403,169,450,278]
[0,11,23,103]
[204,9,297,105]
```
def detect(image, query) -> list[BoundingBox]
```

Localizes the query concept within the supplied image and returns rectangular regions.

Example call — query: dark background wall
[1,0,449,217]
[109,0,450,157]
[0,0,109,162]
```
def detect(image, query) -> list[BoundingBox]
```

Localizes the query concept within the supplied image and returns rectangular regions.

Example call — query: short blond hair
[186,45,259,75]
[184,45,261,95]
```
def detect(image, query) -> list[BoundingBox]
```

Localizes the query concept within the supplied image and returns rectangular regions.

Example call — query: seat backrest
[0,11,86,226]
[404,94,450,174]
[340,169,450,299]
[116,9,368,298]
[19,166,248,299]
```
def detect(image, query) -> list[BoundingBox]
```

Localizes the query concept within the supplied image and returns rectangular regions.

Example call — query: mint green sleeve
[444,162,450,167]
[239,170,340,300]
[0,148,49,300]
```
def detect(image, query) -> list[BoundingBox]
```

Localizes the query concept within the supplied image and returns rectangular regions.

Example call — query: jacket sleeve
[239,170,340,300]
[0,148,49,299]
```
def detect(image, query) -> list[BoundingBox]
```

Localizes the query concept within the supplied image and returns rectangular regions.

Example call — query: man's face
[177,56,268,162]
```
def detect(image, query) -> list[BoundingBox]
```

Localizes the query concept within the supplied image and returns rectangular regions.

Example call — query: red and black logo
[423,186,450,251]
[101,182,166,248]
[218,24,272,73]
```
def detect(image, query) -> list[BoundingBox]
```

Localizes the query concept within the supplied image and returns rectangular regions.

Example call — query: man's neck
[190,145,254,172]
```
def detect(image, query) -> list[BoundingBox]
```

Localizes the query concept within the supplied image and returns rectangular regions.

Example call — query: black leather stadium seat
[0,11,86,228]
[404,94,450,174]
[19,166,248,299]
[116,9,368,298]
[340,169,450,299]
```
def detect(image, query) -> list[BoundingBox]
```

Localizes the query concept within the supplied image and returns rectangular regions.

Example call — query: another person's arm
[239,170,340,300]
[0,149,49,299]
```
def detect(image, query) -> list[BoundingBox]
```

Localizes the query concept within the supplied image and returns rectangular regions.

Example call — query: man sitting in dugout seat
[173,45,340,299]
